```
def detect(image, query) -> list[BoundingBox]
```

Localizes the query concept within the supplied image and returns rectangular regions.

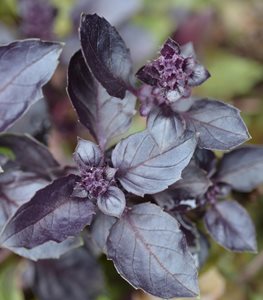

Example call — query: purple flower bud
[136,38,210,104]
[77,166,115,198]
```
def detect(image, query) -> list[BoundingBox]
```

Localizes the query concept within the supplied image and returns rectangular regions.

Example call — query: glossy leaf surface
[0,170,49,229]
[204,200,257,252]
[0,39,63,131]
[97,186,126,218]
[112,130,197,196]
[80,14,133,99]
[91,212,116,253]
[0,175,95,249]
[147,108,185,149]
[68,50,136,149]
[184,99,250,150]
[107,203,199,298]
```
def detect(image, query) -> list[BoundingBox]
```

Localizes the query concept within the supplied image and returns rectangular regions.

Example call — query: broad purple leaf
[204,200,257,252]
[0,134,59,177]
[33,247,105,300]
[147,108,185,149]
[0,169,49,229]
[0,39,63,131]
[7,237,83,261]
[97,186,126,217]
[91,212,116,253]
[106,203,199,298]
[193,148,217,175]
[80,14,133,99]
[0,175,96,249]
[112,130,197,196]
[169,163,211,198]
[73,138,102,170]
[67,50,136,149]
[153,163,211,210]
[215,146,263,192]
[184,99,250,150]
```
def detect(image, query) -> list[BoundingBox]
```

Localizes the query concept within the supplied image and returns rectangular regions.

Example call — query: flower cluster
[136,38,210,115]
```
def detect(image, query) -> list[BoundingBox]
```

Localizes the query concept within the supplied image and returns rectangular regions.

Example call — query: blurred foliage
[0,259,24,300]
[197,51,263,99]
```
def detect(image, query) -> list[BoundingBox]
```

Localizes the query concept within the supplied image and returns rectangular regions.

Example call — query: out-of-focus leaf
[199,268,226,300]
[215,146,263,192]
[197,51,263,99]
[112,130,197,196]
[0,134,59,177]
[33,247,105,300]
[19,0,57,39]
[91,212,116,253]
[7,100,50,140]
[71,0,141,27]
[0,175,95,249]
[0,261,24,300]
[68,50,136,150]
[80,14,134,99]
[0,39,63,131]
[184,99,250,150]
[107,203,199,298]
[8,237,83,261]
[0,169,49,229]
[153,163,210,212]
[204,200,257,252]
[169,163,211,198]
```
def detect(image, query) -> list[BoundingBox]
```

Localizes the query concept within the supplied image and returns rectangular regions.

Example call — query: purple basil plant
[0,13,263,299]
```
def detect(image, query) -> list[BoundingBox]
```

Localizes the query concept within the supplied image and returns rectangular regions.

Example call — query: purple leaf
[97,186,126,218]
[184,99,250,150]
[204,200,257,252]
[67,50,136,149]
[0,175,96,249]
[147,108,185,149]
[80,14,134,99]
[112,130,197,196]
[169,163,211,198]
[193,148,217,175]
[33,247,105,300]
[0,133,59,177]
[153,163,211,210]
[7,237,83,261]
[0,170,49,229]
[106,203,199,298]
[91,212,116,253]
[73,138,103,170]
[0,39,63,131]
[215,146,263,192]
